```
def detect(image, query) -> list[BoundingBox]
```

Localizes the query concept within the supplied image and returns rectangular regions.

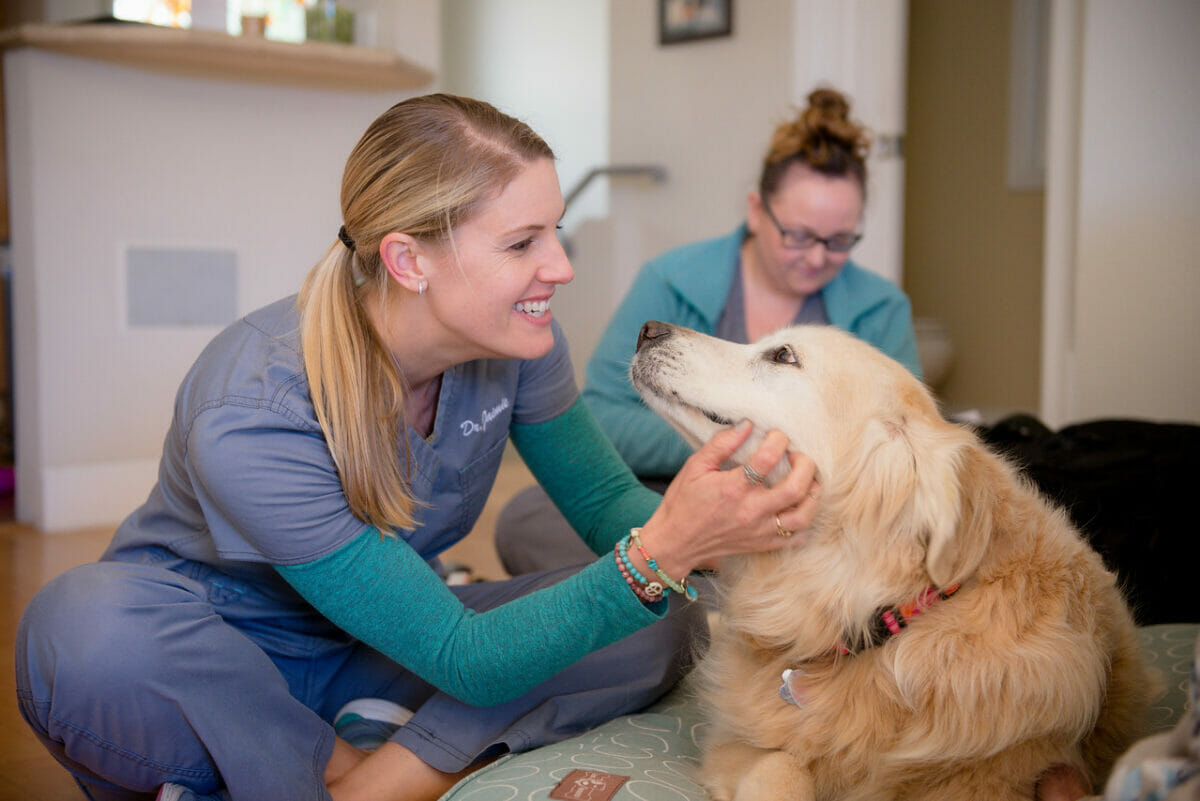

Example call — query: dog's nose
[636,321,673,352]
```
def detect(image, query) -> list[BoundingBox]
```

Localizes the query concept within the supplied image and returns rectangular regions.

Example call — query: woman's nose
[803,242,828,267]
[542,239,574,285]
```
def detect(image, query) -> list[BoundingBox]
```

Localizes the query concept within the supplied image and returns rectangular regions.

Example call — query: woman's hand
[635,420,820,578]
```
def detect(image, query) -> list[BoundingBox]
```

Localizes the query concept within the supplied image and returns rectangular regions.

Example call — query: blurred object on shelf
[265,0,307,43]
[306,0,353,44]
[226,0,305,42]
[109,1,307,42]
[111,0,193,28]
[240,13,265,37]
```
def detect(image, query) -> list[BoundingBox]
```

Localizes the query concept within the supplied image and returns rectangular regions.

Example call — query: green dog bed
[441,623,1198,800]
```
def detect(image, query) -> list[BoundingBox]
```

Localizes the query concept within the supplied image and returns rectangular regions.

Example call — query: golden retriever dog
[629,320,1155,801]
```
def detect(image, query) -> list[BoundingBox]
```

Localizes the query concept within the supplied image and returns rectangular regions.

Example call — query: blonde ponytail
[299,245,417,533]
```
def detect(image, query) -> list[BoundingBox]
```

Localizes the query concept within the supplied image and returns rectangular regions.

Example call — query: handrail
[562,164,667,214]
[560,165,667,256]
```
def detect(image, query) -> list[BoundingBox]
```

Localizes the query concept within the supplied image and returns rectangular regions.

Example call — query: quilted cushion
[441,623,1198,800]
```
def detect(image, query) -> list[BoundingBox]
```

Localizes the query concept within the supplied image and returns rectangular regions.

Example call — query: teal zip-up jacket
[583,225,922,477]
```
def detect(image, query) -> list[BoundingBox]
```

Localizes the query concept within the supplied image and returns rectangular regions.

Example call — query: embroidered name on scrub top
[459,396,511,436]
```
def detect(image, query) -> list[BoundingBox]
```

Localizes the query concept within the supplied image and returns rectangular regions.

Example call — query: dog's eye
[770,346,799,366]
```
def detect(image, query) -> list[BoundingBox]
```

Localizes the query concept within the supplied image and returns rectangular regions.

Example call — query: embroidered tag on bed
[548,769,629,801]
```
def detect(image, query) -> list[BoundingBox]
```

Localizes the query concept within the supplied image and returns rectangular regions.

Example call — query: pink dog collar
[781,584,963,706]
[840,583,961,655]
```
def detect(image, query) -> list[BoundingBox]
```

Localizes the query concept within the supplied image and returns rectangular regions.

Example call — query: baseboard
[36,458,159,532]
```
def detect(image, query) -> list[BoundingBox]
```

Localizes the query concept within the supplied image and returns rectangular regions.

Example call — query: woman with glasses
[496,86,920,573]
[586,86,920,482]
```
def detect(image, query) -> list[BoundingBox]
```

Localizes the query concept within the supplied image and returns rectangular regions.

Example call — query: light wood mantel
[0,21,435,93]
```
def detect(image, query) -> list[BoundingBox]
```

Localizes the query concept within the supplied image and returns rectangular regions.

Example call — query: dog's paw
[699,741,759,801]
[731,750,813,801]
[701,744,814,801]
[698,767,736,800]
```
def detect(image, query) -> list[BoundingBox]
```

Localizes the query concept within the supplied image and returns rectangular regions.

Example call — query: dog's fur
[630,321,1155,801]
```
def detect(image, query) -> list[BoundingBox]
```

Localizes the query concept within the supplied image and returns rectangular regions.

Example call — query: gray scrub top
[103,295,578,613]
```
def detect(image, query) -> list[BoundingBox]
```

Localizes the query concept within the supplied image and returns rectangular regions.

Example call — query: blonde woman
[14,94,819,801]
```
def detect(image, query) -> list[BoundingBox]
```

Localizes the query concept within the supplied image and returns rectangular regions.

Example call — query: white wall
[1072,0,1199,423]
[343,0,441,75]
[608,0,795,283]
[1043,0,1200,426]
[6,5,439,530]
[440,0,608,234]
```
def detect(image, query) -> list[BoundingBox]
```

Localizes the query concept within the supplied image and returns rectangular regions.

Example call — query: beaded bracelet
[617,536,666,601]
[614,548,661,604]
[630,527,699,601]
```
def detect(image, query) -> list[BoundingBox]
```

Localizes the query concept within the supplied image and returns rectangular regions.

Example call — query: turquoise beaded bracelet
[630,528,698,601]
[617,535,666,599]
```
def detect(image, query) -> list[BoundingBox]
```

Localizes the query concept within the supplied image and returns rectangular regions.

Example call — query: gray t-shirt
[715,260,829,343]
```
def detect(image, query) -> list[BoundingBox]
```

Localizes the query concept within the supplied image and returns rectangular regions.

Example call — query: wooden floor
[0,454,534,800]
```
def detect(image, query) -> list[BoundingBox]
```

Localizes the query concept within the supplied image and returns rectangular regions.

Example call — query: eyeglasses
[760,200,862,253]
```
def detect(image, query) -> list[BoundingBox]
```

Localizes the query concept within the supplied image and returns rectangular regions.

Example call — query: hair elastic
[337,225,356,252]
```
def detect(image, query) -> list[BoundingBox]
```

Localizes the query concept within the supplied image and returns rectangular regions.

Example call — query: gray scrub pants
[15,554,704,801]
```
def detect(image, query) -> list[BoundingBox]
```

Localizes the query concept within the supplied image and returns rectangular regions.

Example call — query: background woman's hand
[637,420,820,577]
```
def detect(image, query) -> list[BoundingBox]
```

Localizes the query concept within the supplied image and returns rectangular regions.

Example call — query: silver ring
[775,515,792,538]
[742,464,766,486]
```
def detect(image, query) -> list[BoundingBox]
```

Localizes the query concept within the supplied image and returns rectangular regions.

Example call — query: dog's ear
[835,412,994,589]
[833,415,923,539]
[921,439,995,588]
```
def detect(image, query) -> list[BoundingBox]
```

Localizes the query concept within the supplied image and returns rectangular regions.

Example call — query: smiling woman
[14,92,818,801]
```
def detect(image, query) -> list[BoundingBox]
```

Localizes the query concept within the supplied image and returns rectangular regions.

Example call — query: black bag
[980,414,1200,626]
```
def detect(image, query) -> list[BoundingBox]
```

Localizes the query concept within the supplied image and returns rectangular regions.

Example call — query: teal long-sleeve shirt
[276,397,664,707]
[583,224,921,477]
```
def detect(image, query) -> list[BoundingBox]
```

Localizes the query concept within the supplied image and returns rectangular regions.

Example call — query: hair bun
[765,86,871,170]
[807,87,852,123]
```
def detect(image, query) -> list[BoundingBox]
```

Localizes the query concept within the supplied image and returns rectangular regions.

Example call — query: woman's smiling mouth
[514,299,550,318]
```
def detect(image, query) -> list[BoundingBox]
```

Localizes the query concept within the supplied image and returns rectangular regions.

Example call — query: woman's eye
[771,346,798,365]
[510,237,534,252]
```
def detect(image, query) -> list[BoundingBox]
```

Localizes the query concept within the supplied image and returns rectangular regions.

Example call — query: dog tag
[779,668,806,707]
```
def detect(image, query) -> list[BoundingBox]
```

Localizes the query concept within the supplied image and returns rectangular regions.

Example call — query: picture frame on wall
[659,0,733,45]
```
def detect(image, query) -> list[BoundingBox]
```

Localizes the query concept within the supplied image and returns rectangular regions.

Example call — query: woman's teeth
[514,300,550,318]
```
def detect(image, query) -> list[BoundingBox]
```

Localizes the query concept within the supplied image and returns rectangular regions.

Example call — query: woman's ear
[745,191,764,236]
[379,232,428,294]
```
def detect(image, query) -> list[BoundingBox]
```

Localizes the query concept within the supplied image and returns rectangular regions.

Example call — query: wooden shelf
[0,21,434,93]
